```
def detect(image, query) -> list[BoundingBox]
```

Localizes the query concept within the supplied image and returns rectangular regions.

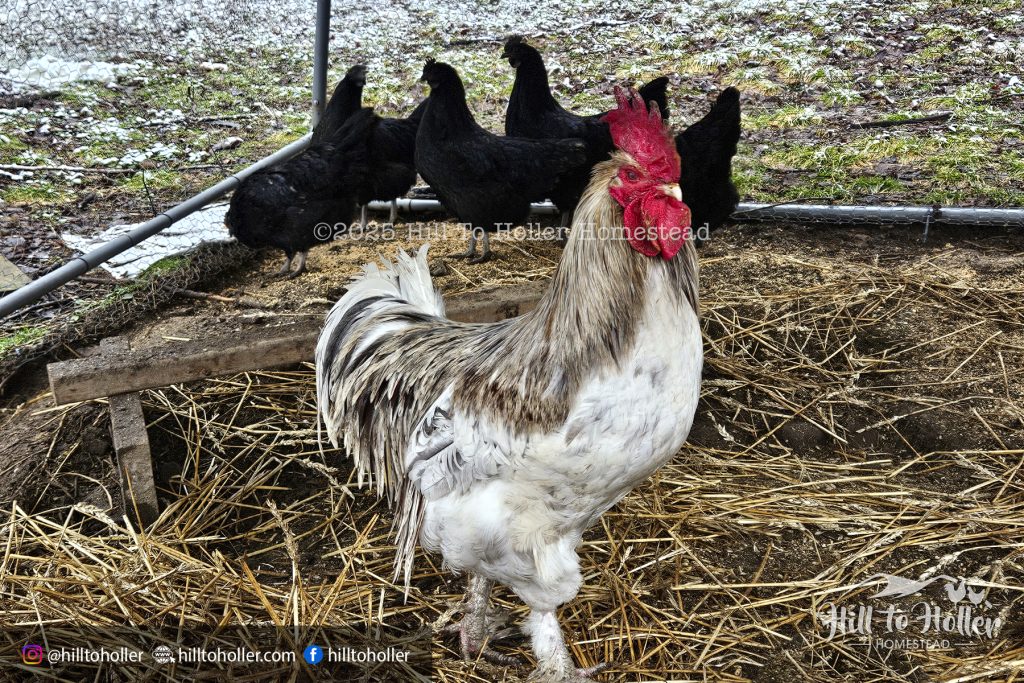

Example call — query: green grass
[121,170,182,193]
[0,326,48,357]
[1,182,74,205]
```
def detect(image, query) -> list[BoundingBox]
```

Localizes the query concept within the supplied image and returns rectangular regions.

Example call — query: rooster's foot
[443,616,520,666]
[440,574,521,666]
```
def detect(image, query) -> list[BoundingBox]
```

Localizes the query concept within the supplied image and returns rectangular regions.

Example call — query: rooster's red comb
[603,86,679,182]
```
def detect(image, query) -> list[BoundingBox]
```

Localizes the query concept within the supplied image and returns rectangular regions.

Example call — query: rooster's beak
[661,184,682,202]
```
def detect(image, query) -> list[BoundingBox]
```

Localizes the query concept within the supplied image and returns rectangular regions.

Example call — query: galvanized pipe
[310,0,332,128]
[0,134,312,319]
[733,203,1024,227]
[366,198,561,215]
[370,199,1024,227]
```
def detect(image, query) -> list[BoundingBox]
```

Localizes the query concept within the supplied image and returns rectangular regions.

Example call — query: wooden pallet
[46,283,545,525]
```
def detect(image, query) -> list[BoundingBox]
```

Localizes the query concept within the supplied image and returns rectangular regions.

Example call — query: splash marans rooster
[316,90,701,682]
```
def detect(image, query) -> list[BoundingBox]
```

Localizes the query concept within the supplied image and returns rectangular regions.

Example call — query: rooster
[503,36,670,228]
[317,90,701,681]
[414,59,586,263]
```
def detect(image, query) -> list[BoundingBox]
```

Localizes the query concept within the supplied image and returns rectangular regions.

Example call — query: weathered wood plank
[48,282,545,406]
[102,338,159,525]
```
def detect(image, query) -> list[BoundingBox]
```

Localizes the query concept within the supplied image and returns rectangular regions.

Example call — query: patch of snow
[60,202,231,279]
[3,54,137,93]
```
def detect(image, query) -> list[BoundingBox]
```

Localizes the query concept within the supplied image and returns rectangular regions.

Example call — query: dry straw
[1,232,1022,681]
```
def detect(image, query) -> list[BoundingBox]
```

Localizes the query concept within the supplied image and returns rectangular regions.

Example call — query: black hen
[315,65,427,228]
[226,109,376,278]
[311,64,366,145]
[502,36,670,226]
[356,97,428,228]
[676,87,742,239]
[415,60,586,263]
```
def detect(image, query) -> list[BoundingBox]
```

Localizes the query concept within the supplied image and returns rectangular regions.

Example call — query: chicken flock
[228,38,740,274]
[236,36,742,683]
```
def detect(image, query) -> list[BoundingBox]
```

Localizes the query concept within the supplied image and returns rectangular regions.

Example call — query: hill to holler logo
[817,574,1003,647]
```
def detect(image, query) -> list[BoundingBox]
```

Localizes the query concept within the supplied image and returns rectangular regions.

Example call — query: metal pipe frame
[368,200,1024,228]
[0,1,336,320]
[0,134,312,319]
[310,0,332,128]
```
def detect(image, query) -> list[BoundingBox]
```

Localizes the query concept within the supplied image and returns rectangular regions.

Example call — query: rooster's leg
[443,574,519,665]
[467,231,492,264]
[389,199,398,225]
[359,204,368,231]
[525,610,609,682]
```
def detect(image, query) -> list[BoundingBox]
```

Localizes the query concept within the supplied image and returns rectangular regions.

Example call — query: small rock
[200,61,229,73]
[429,258,449,277]
[210,136,243,152]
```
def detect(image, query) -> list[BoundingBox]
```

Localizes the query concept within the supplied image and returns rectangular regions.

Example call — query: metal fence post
[311,0,332,129]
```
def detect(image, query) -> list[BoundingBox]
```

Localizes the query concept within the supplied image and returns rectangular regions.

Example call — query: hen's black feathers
[675,87,742,236]
[226,108,376,259]
[415,60,586,232]
[311,64,366,145]
[360,98,427,206]
[503,38,669,215]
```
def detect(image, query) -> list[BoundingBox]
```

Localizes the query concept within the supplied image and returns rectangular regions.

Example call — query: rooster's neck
[451,158,698,433]
[519,159,699,395]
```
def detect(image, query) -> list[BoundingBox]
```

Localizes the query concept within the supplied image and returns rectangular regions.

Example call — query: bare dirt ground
[1,219,1021,682]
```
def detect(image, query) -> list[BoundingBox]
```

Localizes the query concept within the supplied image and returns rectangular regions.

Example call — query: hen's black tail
[676,87,742,237]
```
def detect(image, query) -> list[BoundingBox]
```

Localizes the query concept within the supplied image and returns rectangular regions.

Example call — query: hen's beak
[660,184,683,202]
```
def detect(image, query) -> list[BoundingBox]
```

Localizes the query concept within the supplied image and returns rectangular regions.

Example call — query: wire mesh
[1,0,312,85]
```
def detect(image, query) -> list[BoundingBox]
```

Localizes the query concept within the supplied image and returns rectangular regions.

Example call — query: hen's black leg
[285,250,307,279]
[452,232,478,259]
[467,231,492,264]
[269,253,293,279]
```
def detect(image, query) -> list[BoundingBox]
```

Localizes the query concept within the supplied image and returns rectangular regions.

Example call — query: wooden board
[101,338,159,525]
[48,282,545,406]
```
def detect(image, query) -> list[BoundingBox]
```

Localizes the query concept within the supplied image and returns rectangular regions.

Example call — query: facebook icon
[303,644,323,665]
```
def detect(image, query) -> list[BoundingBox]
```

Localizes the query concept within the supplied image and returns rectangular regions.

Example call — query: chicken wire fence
[0,240,254,390]
[1,0,313,91]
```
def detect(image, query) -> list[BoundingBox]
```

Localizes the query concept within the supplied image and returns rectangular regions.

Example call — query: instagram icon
[21,644,45,665]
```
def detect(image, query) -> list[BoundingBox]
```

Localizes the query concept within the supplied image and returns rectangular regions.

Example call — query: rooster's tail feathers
[315,244,444,449]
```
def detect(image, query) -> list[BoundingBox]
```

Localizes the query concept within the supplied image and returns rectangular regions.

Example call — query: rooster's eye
[625,169,639,181]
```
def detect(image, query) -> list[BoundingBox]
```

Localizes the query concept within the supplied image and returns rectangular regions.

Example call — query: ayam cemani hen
[317,89,702,682]
[414,59,587,263]
[225,106,374,278]
[314,64,428,228]
[503,36,670,228]
[676,86,741,237]
[227,65,427,277]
